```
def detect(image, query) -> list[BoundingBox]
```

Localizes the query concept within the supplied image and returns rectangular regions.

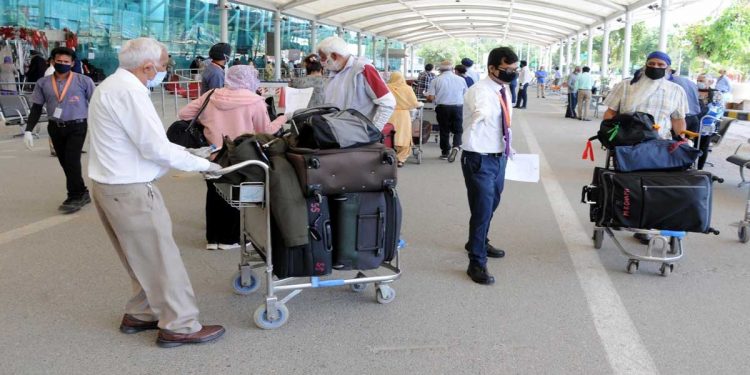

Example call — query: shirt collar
[115,68,149,93]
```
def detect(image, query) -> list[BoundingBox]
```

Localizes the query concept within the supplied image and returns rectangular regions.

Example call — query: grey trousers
[92,181,202,334]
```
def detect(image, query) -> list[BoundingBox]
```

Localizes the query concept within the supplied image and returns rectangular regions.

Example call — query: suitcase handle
[324,220,333,252]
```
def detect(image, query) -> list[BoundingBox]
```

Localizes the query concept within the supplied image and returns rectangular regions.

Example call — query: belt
[436,104,462,108]
[50,119,86,127]
[463,150,503,157]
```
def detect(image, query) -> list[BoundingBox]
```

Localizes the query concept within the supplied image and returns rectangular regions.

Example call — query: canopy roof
[238,0,704,46]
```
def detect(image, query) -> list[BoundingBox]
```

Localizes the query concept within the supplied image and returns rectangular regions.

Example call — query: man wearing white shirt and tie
[461,47,519,285]
[87,37,225,348]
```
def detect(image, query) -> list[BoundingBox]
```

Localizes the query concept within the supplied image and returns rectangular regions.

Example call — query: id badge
[53,107,63,119]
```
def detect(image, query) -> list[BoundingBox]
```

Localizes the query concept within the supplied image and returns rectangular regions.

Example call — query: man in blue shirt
[201,43,231,93]
[426,60,468,162]
[535,66,547,98]
[715,69,732,94]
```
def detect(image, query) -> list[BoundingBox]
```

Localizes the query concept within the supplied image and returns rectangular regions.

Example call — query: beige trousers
[577,89,592,120]
[93,181,202,334]
[396,146,411,163]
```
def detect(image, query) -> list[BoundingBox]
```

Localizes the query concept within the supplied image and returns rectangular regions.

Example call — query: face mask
[324,57,339,72]
[493,68,518,84]
[146,70,167,88]
[697,82,706,90]
[54,63,71,74]
[644,66,666,80]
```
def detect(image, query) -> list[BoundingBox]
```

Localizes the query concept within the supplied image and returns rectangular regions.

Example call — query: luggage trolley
[210,160,402,329]
[584,145,721,276]
[410,104,425,163]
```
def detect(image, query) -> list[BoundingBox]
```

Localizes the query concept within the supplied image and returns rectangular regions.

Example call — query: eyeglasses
[495,66,518,73]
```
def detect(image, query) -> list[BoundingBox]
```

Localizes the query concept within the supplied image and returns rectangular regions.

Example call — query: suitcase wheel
[307,157,320,169]
[626,260,639,274]
[383,153,396,165]
[232,271,260,295]
[254,303,289,330]
[593,229,604,249]
[375,285,396,304]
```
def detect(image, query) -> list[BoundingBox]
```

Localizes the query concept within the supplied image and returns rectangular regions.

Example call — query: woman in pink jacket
[179,65,286,250]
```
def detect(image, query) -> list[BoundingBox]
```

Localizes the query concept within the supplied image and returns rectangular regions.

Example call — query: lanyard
[51,73,74,103]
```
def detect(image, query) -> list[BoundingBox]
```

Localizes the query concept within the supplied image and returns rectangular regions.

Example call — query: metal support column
[357,32,362,56]
[559,40,564,71]
[565,37,572,74]
[371,36,377,67]
[601,21,610,80]
[623,9,633,78]
[410,45,416,77]
[311,20,318,52]
[219,0,228,43]
[273,10,281,80]
[384,38,389,71]
[575,34,581,65]
[658,0,669,51]
[587,27,593,67]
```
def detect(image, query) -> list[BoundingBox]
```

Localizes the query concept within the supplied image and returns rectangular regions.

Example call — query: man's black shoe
[467,264,495,285]
[58,198,74,211]
[464,241,505,258]
[60,192,91,214]
[439,154,448,160]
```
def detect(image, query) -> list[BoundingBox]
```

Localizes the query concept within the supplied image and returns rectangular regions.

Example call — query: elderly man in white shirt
[87,37,225,348]
[461,47,519,286]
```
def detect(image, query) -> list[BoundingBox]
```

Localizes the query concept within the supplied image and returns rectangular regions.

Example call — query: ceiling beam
[364,13,574,36]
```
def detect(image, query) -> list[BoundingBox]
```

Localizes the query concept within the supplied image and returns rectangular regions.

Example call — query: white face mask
[324,57,339,72]
[697,82,706,90]
[147,70,167,88]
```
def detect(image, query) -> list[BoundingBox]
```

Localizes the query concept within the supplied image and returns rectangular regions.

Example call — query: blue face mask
[146,71,167,88]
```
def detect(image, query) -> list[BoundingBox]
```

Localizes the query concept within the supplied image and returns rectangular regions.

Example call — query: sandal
[397,161,405,168]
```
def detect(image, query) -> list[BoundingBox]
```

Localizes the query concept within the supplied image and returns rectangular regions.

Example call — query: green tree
[686,0,750,76]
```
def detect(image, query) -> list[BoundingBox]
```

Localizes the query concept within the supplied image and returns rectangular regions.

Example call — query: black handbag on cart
[166,89,215,148]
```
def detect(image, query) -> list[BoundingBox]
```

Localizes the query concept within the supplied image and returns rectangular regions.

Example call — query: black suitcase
[287,143,397,198]
[583,168,714,233]
[271,195,333,278]
[330,190,402,270]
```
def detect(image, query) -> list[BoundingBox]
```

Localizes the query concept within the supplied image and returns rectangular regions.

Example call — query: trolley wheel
[626,260,639,274]
[375,285,396,304]
[739,226,749,244]
[253,303,289,330]
[351,283,367,293]
[659,263,674,277]
[593,229,604,249]
[232,271,259,295]
[417,150,423,164]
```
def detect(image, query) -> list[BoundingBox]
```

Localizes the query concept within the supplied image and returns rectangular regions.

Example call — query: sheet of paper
[283,87,314,116]
[505,153,540,183]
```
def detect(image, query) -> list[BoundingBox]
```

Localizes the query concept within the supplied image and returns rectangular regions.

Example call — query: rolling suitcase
[271,195,333,278]
[585,168,714,233]
[330,190,402,270]
[287,143,397,198]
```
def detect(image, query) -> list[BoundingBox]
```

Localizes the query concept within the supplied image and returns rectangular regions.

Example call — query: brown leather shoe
[156,325,225,348]
[120,314,159,334]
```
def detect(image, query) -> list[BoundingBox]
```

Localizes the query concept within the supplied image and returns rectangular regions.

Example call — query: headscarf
[387,71,416,106]
[224,65,261,92]
[3,56,11,64]
[647,51,671,66]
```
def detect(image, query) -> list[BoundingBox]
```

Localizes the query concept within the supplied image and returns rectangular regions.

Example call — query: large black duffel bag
[582,168,715,233]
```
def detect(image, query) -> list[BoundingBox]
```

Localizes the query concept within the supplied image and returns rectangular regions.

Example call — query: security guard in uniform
[23,47,96,214]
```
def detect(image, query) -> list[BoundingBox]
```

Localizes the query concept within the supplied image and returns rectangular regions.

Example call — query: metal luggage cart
[410,105,424,164]
[584,149,720,276]
[210,160,402,329]
[421,101,440,144]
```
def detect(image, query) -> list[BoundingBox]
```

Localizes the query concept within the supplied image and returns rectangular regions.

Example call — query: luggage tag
[53,107,63,119]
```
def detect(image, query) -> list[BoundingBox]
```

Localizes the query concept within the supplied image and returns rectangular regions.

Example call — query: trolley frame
[210,160,402,329]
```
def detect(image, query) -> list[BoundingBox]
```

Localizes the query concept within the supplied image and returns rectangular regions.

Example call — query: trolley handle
[202,160,270,179]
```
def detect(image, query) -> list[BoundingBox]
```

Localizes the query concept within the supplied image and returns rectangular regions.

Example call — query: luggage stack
[214,106,403,329]
[581,111,721,276]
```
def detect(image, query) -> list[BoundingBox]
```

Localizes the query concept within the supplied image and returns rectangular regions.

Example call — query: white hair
[316,36,351,58]
[118,37,166,70]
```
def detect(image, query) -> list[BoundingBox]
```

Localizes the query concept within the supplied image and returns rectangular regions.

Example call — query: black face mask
[644,66,666,80]
[493,69,518,83]
[54,63,72,74]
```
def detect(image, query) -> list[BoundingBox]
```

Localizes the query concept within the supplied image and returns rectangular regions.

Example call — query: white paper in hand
[504,153,540,183]
[283,87,314,116]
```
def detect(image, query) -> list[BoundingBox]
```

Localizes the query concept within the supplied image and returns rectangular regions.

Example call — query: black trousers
[48,121,88,198]
[435,105,463,155]
[516,83,528,108]
[204,180,240,244]
[686,115,711,170]
[565,92,578,118]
